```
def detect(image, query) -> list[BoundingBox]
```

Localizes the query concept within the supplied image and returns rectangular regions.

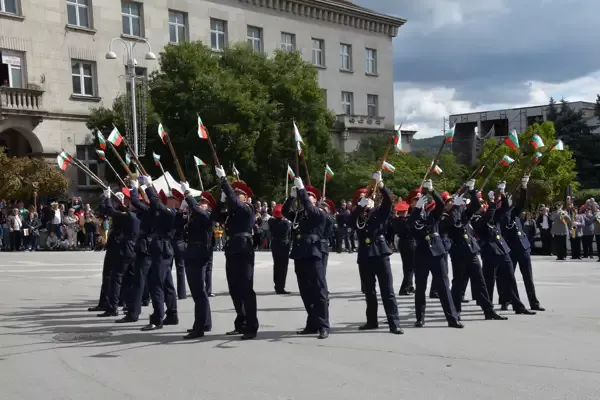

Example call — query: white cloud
[395,70,600,138]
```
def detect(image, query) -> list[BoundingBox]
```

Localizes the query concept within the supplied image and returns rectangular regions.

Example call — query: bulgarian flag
[296,141,302,156]
[433,164,443,175]
[500,155,515,166]
[504,129,519,150]
[293,121,304,145]
[287,164,295,179]
[444,124,455,143]
[533,152,543,163]
[152,152,161,166]
[553,139,564,151]
[97,132,107,150]
[198,116,209,139]
[382,161,396,172]
[393,127,403,152]
[194,156,205,166]
[95,149,106,161]
[232,163,240,177]
[530,134,544,149]
[108,126,123,147]
[158,123,168,144]
[125,152,131,165]
[478,166,485,175]
[325,164,334,179]
[57,151,72,171]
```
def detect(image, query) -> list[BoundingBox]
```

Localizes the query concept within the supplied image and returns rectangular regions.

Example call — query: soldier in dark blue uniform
[171,198,188,300]
[180,182,217,339]
[409,179,462,328]
[439,179,506,321]
[319,199,335,277]
[499,175,545,311]
[139,177,180,331]
[335,202,347,253]
[214,166,258,340]
[282,178,330,339]
[96,189,140,318]
[393,194,417,296]
[471,184,536,316]
[268,204,291,294]
[350,171,403,334]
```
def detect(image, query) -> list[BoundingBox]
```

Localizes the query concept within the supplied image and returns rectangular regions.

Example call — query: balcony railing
[0,87,45,115]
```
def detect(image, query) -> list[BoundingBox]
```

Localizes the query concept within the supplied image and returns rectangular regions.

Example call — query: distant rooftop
[318,0,407,25]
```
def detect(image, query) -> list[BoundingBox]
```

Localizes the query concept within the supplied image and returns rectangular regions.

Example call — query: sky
[351,0,600,138]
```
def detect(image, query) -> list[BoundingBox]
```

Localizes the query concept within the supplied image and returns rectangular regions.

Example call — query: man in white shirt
[7,208,23,251]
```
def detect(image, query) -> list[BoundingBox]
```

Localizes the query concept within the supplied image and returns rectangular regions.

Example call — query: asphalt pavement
[0,251,599,400]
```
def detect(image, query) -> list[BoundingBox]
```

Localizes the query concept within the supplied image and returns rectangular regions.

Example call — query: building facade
[449,101,599,165]
[0,0,405,196]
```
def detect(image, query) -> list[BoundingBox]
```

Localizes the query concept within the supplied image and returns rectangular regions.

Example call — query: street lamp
[105,37,156,164]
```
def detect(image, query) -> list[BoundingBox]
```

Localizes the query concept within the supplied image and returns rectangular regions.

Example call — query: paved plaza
[0,251,599,399]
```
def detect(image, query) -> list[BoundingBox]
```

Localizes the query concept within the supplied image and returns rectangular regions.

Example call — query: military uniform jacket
[268,218,291,251]
[282,188,327,260]
[350,185,394,264]
[408,190,446,258]
[185,195,215,258]
[439,190,481,257]
[500,189,531,253]
[392,215,416,250]
[130,188,155,255]
[102,197,140,260]
[472,195,511,256]
[219,178,255,256]
[322,214,333,254]
[173,210,187,242]
[145,186,176,258]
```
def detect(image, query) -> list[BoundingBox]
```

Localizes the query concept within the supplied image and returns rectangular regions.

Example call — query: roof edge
[314,0,407,26]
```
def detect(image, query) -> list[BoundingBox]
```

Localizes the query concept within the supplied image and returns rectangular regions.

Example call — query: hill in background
[409,135,453,155]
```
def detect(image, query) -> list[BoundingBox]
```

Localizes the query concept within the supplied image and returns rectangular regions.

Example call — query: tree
[475,121,577,206]
[0,150,69,200]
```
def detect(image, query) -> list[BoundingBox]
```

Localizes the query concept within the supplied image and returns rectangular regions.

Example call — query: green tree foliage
[476,121,577,206]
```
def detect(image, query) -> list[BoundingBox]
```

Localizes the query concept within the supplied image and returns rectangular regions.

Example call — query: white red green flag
[553,140,564,151]
[444,124,455,143]
[478,166,485,175]
[57,151,72,171]
[198,116,209,140]
[95,149,106,161]
[287,165,295,179]
[500,155,515,167]
[504,129,519,150]
[153,152,161,166]
[97,132,107,150]
[393,127,403,152]
[325,164,334,179]
[232,164,239,177]
[382,161,396,172]
[293,121,304,145]
[108,126,123,147]
[194,156,205,166]
[296,141,302,156]
[158,123,168,144]
[125,152,131,165]
[533,152,543,163]
[529,134,544,149]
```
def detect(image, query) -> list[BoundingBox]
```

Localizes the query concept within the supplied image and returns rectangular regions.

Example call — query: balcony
[0,87,47,118]
[335,114,386,131]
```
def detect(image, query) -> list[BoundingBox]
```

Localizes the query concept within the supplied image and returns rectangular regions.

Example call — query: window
[281,32,296,52]
[71,61,95,96]
[340,43,352,71]
[341,91,353,115]
[67,0,90,28]
[168,10,186,43]
[312,39,325,66]
[247,26,262,52]
[0,0,17,14]
[365,48,377,74]
[320,89,327,105]
[367,94,378,117]
[76,146,99,187]
[210,19,227,51]
[121,1,142,37]
[0,51,24,88]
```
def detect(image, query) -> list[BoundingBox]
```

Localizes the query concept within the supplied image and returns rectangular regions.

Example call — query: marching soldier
[350,171,403,334]
[282,177,330,339]
[180,182,217,339]
[393,192,419,296]
[409,180,462,328]
[172,200,188,300]
[96,189,140,318]
[471,183,536,316]
[268,204,291,294]
[319,199,334,276]
[214,166,259,340]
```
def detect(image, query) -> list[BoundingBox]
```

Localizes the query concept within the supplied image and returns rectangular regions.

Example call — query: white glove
[180,200,188,210]
[454,194,464,206]
[294,177,304,190]
[130,179,139,190]
[497,181,506,193]
[358,197,369,208]
[290,187,297,198]
[103,188,111,198]
[220,191,227,202]
[423,179,433,191]
[141,175,152,186]
[466,179,475,191]
[247,197,252,204]
[415,195,428,209]
[488,190,495,201]
[181,181,190,193]
[215,166,226,179]
[372,171,382,183]
[507,194,513,207]
[521,174,529,189]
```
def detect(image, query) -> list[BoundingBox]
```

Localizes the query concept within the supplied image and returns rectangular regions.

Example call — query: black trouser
[205,252,213,295]
[450,253,493,314]
[500,250,539,308]
[582,236,594,258]
[359,255,400,328]
[9,231,21,251]
[554,235,567,259]
[129,253,152,320]
[570,237,581,258]
[271,243,290,292]
[96,239,119,308]
[185,245,212,332]
[344,229,355,251]
[398,242,415,293]
[106,242,135,312]
[335,229,343,253]
[172,238,187,298]
[481,251,526,311]
[414,254,458,323]
[225,251,258,334]
[540,229,552,255]
[295,256,330,331]
[148,242,177,325]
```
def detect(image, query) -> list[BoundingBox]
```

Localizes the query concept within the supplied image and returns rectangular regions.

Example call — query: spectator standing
[23,209,41,251]
[7,208,23,251]
[581,207,595,258]
[63,208,79,249]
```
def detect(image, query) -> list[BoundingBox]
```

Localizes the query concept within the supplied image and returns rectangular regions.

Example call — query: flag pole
[195,163,204,192]
[104,158,126,187]
[285,167,289,199]
[322,167,327,200]
[197,113,221,167]
[115,124,148,175]
[157,162,172,191]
